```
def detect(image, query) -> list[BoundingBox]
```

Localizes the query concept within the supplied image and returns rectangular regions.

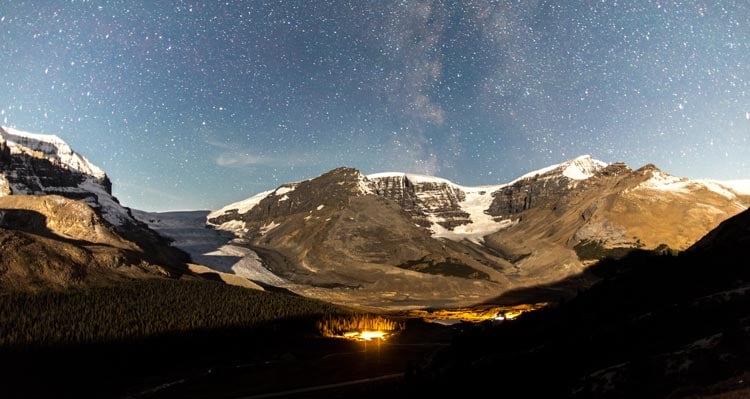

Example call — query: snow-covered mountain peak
[513,155,607,183]
[0,126,133,226]
[1,126,106,179]
[562,155,609,180]
[636,168,749,208]
[639,169,687,191]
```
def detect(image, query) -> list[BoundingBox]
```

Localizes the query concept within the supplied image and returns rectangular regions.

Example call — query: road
[235,373,404,399]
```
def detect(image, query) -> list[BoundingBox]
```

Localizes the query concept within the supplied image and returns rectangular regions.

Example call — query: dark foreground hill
[404,209,750,398]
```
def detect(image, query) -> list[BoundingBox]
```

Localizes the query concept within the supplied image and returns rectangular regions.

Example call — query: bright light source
[317,315,404,341]
[359,330,385,341]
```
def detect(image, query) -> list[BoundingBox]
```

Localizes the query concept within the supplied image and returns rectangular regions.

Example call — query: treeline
[0,279,346,348]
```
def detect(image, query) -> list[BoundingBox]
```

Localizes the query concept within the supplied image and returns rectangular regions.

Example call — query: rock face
[208,168,513,308]
[486,157,621,218]
[208,155,750,308]
[0,127,192,291]
[0,195,177,291]
[0,126,126,226]
[368,173,469,229]
[0,134,12,195]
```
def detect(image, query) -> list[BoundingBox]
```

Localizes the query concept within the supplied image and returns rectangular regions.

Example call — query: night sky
[2,1,749,211]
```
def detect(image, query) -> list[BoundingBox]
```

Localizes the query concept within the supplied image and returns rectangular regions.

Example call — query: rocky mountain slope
[0,127,190,290]
[0,195,175,291]
[206,156,749,307]
[0,126,133,226]
[207,167,510,308]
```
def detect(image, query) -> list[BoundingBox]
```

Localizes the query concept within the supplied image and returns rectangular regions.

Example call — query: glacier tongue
[367,172,513,243]
[429,185,514,244]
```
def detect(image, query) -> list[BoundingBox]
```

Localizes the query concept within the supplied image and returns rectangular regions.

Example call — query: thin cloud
[204,136,320,169]
[203,136,273,168]
[215,152,271,167]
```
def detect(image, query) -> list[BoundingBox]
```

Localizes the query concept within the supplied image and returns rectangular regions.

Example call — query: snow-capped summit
[513,155,608,183]
[203,157,749,308]
[1,126,106,179]
[209,156,611,244]
[0,126,132,226]
[633,167,749,211]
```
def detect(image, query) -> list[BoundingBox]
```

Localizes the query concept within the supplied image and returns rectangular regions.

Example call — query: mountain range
[202,154,748,308]
[0,126,199,291]
[2,125,749,397]
[2,125,749,308]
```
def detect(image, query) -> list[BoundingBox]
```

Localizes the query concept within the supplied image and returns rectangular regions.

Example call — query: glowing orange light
[359,330,385,340]
[317,315,404,341]
[409,302,549,324]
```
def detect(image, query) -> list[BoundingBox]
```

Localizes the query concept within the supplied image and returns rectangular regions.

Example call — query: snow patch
[132,210,287,286]
[78,178,131,226]
[367,172,454,185]
[642,173,749,207]
[357,173,375,195]
[1,126,133,226]
[207,183,298,223]
[215,219,245,233]
[694,180,740,199]
[639,170,691,193]
[260,221,279,235]
[368,171,514,243]
[203,244,284,284]
[721,180,750,195]
[698,179,750,196]
[274,185,295,196]
[430,215,514,244]
[208,189,274,222]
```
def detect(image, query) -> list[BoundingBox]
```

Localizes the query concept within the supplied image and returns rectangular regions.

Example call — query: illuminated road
[233,373,404,399]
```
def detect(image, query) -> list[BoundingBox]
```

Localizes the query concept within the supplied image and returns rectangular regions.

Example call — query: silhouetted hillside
[408,209,750,398]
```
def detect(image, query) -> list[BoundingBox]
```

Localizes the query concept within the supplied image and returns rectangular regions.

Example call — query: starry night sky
[2,1,749,211]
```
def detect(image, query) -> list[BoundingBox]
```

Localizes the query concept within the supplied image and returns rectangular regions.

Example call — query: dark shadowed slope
[407,209,750,398]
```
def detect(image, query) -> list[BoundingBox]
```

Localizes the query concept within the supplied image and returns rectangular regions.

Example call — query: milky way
[1,1,748,210]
